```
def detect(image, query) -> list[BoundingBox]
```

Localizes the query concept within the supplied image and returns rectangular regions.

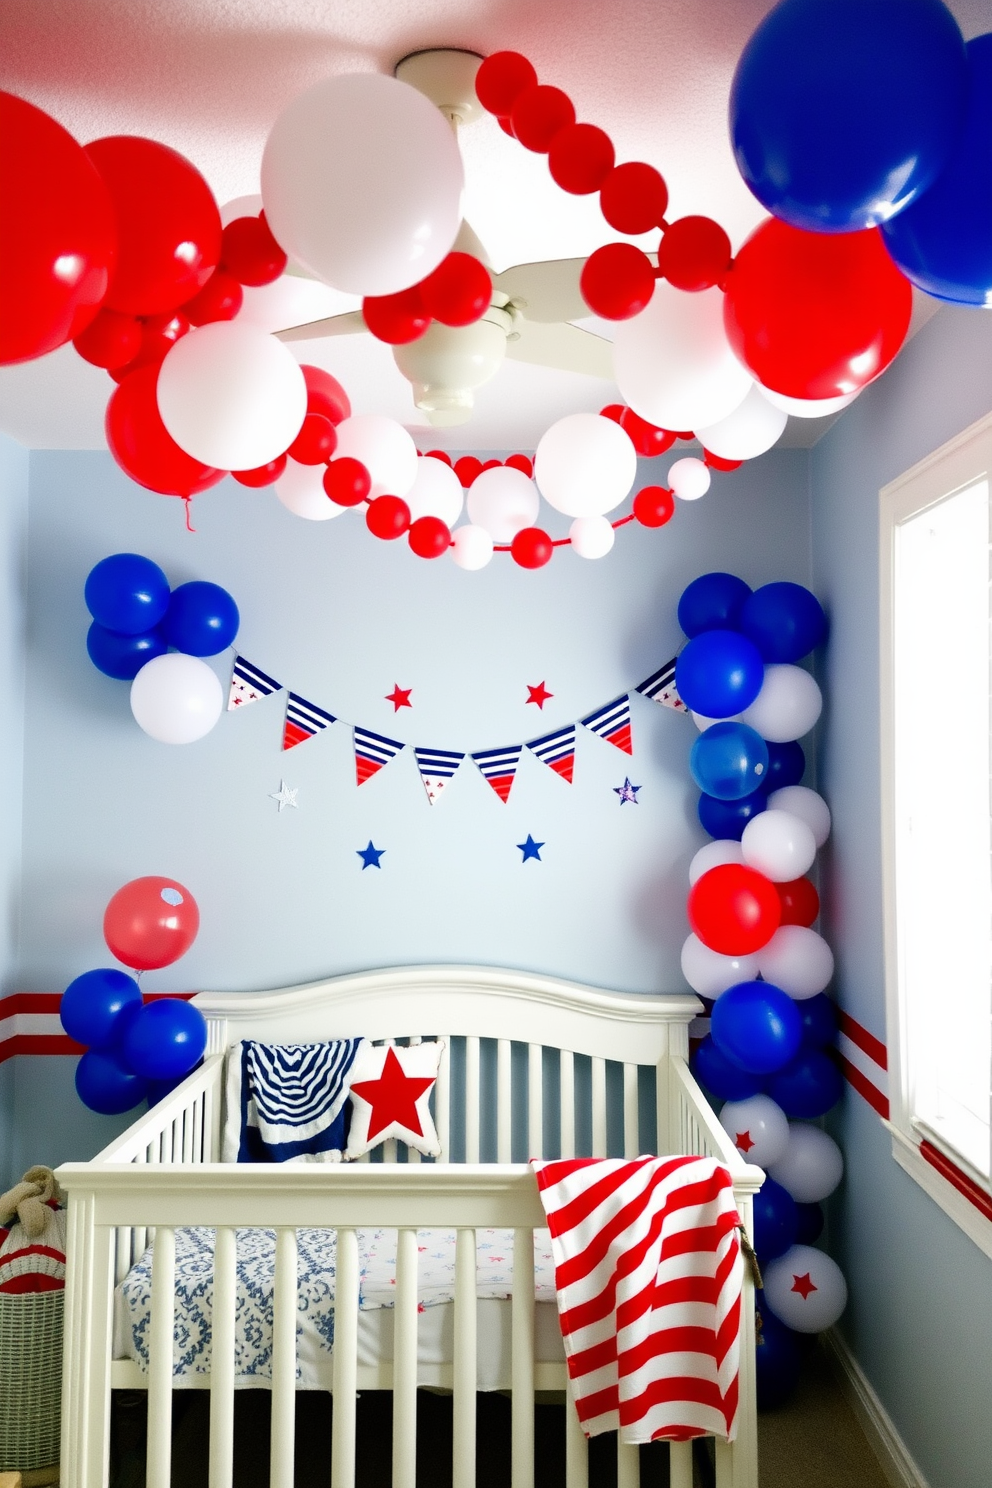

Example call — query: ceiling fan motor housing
[393,306,512,425]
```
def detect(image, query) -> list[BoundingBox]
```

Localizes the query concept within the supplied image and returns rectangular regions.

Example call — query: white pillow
[345,1040,444,1160]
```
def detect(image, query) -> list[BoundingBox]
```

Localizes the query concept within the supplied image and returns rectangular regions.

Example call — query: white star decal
[269,780,299,812]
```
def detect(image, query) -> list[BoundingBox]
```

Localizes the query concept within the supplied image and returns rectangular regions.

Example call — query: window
[880,410,992,1256]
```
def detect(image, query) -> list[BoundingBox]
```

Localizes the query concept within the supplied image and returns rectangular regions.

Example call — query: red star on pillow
[349,1046,435,1142]
[791,1271,818,1300]
[734,1129,756,1155]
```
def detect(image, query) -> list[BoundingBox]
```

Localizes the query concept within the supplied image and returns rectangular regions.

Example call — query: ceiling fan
[272,49,615,427]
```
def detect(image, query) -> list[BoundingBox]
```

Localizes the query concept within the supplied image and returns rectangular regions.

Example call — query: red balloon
[409,516,451,559]
[85,136,221,317]
[73,309,143,369]
[510,85,576,152]
[288,413,337,465]
[108,310,190,383]
[512,527,554,569]
[363,284,431,344]
[0,92,117,364]
[599,404,625,424]
[367,495,411,540]
[181,270,243,326]
[504,452,533,477]
[103,876,199,971]
[702,449,743,472]
[475,52,538,117]
[580,243,655,319]
[549,124,616,195]
[219,214,287,287]
[232,455,287,487]
[105,364,224,497]
[724,218,913,400]
[599,162,669,235]
[454,455,483,487]
[419,253,492,327]
[424,448,452,466]
[323,457,371,506]
[301,365,350,425]
[776,877,820,927]
[479,458,502,474]
[497,115,518,139]
[688,864,781,956]
[656,216,732,292]
[620,408,676,457]
[632,485,675,527]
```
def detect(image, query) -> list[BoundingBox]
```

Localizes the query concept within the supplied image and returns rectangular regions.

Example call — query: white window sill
[886,1121,992,1262]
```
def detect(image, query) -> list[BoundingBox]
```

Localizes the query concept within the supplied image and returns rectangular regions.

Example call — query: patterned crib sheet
[117,1226,557,1381]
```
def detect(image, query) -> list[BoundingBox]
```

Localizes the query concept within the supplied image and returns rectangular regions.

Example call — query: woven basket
[0,1289,63,1470]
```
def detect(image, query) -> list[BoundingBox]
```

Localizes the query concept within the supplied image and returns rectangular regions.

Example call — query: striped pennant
[635,655,686,712]
[471,744,523,804]
[527,723,576,783]
[414,746,464,806]
[228,654,282,711]
[354,725,405,786]
[283,692,337,751]
[581,693,633,755]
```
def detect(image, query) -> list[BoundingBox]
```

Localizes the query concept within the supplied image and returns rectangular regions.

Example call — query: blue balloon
[122,999,207,1082]
[799,993,838,1049]
[730,0,969,233]
[677,572,752,638]
[711,981,802,1075]
[75,1049,147,1115]
[882,35,992,306]
[691,723,769,801]
[755,1304,802,1410]
[698,790,766,841]
[84,553,170,636]
[767,1048,844,1117]
[86,621,167,680]
[692,1036,767,1101]
[61,968,142,1050]
[675,630,765,718]
[739,583,827,663]
[752,1177,799,1264]
[759,740,806,794]
[794,1201,825,1245]
[163,581,240,657]
[146,1067,202,1107]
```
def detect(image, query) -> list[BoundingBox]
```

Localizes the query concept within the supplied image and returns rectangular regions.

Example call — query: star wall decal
[385,685,413,712]
[526,681,553,709]
[613,777,641,804]
[350,1046,434,1141]
[357,841,385,869]
[791,1272,818,1300]
[269,780,298,812]
[517,834,544,862]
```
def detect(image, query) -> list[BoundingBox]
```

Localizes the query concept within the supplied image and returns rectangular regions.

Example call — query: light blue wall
[811,304,992,1488]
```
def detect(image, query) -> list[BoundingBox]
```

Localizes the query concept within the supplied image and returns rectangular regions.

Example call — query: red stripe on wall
[837,1010,888,1070]
[0,991,198,1061]
[0,1034,86,1063]
[0,992,64,1015]
[838,1054,890,1119]
[919,1140,992,1224]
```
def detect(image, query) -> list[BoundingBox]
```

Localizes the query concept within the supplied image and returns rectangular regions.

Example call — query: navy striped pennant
[283,692,337,751]
[527,724,576,783]
[471,744,523,803]
[581,693,633,755]
[414,746,464,806]
[635,655,686,712]
[355,725,405,785]
[228,654,282,711]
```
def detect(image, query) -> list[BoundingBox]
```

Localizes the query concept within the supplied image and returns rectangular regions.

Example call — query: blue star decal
[613,777,641,805]
[517,834,544,862]
[357,841,385,870]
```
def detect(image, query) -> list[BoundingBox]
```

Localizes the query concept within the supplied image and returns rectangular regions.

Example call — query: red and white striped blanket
[531,1156,743,1444]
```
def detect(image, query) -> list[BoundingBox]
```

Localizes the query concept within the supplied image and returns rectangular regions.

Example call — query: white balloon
[130,655,223,745]
[681,933,760,998]
[719,1094,790,1168]
[405,457,464,526]
[768,785,831,848]
[696,384,788,460]
[333,415,418,499]
[768,1124,844,1203]
[274,458,347,521]
[692,710,742,731]
[570,515,616,559]
[757,926,834,999]
[741,809,817,882]
[763,1244,847,1333]
[261,73,464,297]
[466,466,539,542]
[450,524,494,570]
[613,283,753,432]
[689,839,744,885]
[740,664,823,742]
[535,413,637,517]
[762,386,859,419]
[220,193,263,226]
[157,322,307,471]
[669,458,711,501]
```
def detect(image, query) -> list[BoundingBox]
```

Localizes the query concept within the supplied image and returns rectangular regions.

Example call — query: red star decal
[349,1046,435,1142]
[526,681,553,708]
[791,1272,818,1300]
[735,1129,756,1155]
[385,685,413,712]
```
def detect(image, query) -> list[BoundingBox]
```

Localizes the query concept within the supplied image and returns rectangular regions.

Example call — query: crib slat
[564,1379,588,1488]
[670,1440,693,1488]
[617,1437,640,1488]
[591,1058,607,1157]
[182,1109,193,1163]
[204,1078,218,1161]
[146,1225,176,1488]
[528,1044,543,1160]
[270,1227,297,1488]
[465,1036,481,1163]
[436,1037,451,1160]
[209,1227,237,1488]
[512,1228,535,1488]
[393,1227,419,1488]
[383,1139,399,1163]
[332,1227,359,1488]
[114,1226,131,1286]
[497,1039,512,1163]
[193,1093,204,1163]
[559,1050,575,1160]
[623,1064,639,1158]
[453,1228,477,1488]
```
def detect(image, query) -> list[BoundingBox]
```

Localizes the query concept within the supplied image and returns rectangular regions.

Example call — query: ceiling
[1,0,983,454]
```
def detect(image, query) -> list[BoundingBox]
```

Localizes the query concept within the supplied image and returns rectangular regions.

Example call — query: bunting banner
[355,726,406,786]
[635,658,687,712]
[581,693,633,754]
[471,744,524,804]
[414,747,465,805]
[283,693,337,751]
[228,654,281,711]
[527,723,576,783]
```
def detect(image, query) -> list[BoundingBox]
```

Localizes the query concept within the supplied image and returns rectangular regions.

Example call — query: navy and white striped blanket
[223,1039,364,1163]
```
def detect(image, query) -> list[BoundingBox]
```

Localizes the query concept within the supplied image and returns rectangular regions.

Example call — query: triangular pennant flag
[283,692,337,750]
[228,654,282,711]
[414,746,465,805]
[635,656,686,712]
[354,725,405,785]
[471,744,523,803]
[581,693,633,754]
[527,723,576,783]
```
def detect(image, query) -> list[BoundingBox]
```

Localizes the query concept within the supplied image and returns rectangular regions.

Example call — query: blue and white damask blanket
[222,1038,364,1163]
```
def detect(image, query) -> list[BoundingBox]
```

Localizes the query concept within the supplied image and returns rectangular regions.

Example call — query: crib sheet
[114,1226,562,1391]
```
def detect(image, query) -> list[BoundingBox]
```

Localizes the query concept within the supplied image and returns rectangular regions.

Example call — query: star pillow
[345,1041,444,1160]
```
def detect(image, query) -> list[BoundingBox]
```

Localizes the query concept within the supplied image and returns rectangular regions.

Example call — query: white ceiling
[1,0,983,453]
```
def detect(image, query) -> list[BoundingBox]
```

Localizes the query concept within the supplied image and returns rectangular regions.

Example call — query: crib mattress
[113,1226,564,1391]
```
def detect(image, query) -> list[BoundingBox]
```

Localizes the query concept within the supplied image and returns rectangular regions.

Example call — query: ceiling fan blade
[505,319,615,381]
[274,311,367,343]
[492,258,588,323]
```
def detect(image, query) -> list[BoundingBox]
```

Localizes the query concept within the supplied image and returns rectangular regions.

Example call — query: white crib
[56,964,765,1488]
